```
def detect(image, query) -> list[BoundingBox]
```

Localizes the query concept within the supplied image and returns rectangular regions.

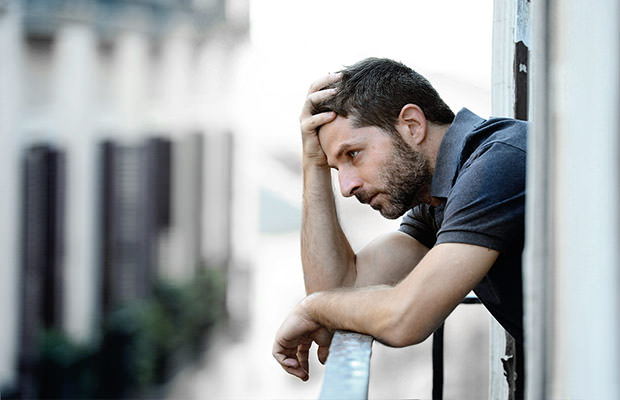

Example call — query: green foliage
[37,329,97,398]
[33,268,227,399]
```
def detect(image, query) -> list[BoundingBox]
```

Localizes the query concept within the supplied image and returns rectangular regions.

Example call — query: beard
[355,134,432,219]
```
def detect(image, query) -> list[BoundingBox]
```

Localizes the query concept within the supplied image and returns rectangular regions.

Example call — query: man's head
[319,116,434,219]
[314,58,453,218]
[312,57,454,138]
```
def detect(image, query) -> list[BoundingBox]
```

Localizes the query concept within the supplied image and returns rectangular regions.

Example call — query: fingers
[297,342,311,375]
[281,358,309,380]
[300,73,341,120]
[298,73,342,166]
[299,86,338,123]
[304,87,338,115]
[317,344,329,365]
[283,359,309,381]
[307,72,342,95]
[273,343,309,381]
[300,111,336,133]
[272,302,328,381]
[307,86,338,105]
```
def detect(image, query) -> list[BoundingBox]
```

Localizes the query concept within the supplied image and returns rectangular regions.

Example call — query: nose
[338,169,362,197]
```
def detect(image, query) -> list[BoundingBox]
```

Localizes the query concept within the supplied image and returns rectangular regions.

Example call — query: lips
[369,193,380,208]
[355,191,380,208]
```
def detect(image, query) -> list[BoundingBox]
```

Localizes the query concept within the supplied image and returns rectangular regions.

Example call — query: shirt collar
[430,108,485,198]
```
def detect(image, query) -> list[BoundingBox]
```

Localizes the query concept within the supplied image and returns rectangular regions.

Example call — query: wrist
[298,292,323,322]
[302,160,332,184]
[302,150,330,168]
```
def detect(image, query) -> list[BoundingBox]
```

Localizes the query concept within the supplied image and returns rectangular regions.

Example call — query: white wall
[0,0,23,386]
[549,0,620,397]
[526,0,620,398]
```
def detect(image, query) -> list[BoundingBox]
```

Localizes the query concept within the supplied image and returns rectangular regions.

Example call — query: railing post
[432,323,445,400]
[432,295,482,400]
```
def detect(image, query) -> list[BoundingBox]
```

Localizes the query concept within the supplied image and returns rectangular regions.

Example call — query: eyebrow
[326,134,365,169]
[334,139,362,160]
[325,144,349,170]
[328,140,363,169]
[326,144,350,170]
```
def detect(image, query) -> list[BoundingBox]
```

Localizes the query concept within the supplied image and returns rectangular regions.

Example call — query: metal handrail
[319,294,481,400]
[319,331,373,400]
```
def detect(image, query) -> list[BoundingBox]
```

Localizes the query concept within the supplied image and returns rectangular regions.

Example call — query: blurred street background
[1,0,494,398]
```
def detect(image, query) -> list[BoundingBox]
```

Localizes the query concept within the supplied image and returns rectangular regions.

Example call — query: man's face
[319,116,432,219]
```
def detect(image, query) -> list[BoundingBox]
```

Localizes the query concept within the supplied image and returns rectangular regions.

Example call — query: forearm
[301,243,500,347]
[301,163,357,293]
[299,285,424,347]
[273,243,500,381]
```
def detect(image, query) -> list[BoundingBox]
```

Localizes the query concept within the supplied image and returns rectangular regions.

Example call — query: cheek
[370,156,392,180]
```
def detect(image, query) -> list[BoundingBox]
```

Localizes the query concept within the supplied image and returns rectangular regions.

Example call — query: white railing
[318,331,373,400]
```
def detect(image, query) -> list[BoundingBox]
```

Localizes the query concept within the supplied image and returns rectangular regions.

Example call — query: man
[272,58,526,385]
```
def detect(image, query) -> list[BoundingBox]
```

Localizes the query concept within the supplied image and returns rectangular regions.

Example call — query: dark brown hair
[313,58,454,135]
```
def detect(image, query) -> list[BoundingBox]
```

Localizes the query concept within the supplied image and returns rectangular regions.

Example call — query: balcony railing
[319,295,481,399]
[319,331,373,400]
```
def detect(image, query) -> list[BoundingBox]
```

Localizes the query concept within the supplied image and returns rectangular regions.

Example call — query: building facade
[0,0,249,393]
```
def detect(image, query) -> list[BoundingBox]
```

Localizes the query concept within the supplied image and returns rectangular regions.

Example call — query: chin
[378,207,406,220]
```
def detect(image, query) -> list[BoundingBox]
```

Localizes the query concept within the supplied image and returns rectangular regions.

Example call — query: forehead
[318,116,388,158]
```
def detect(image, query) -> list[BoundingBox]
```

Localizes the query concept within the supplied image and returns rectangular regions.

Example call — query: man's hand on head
[299,72,341,168]
[272,299,332,381]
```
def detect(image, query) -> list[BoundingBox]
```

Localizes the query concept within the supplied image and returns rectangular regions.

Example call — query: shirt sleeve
[436,142,526,252]
[398,203,437,249]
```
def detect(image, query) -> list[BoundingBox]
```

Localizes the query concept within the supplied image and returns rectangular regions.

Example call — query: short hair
[313,58,454,135]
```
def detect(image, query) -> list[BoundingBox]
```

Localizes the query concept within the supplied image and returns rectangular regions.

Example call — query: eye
[348,150,360,159]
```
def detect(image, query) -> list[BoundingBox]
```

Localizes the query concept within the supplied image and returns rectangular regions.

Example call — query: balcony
[319,295,484,400]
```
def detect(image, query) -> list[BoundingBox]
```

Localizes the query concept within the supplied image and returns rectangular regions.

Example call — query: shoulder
[476,117,528,151]
[454,116,527,180]
[441,140,526,251]
[464,140,526,170]
[453,141,526,205]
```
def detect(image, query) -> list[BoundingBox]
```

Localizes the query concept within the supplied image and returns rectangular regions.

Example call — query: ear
[397,104,427,145]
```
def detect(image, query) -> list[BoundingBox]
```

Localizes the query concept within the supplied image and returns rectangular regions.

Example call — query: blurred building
[0,0,249,395]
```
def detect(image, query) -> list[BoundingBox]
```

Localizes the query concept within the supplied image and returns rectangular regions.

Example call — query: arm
[300,74,428,293]
[302,179,429,291]
[299,73,355,293]
[301,162,356,292]
[273,242,498,380]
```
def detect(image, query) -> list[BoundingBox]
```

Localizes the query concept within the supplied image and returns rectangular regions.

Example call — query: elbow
[374,302,435,348]
[377,323,430,348]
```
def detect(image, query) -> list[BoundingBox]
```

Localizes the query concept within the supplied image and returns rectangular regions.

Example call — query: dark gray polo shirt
[399,108,527,343]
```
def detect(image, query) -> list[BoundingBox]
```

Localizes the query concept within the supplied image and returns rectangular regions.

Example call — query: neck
[422,122,449,207]
[425,122,450,173]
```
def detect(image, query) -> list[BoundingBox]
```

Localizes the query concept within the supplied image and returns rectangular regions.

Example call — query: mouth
[356,191,381,208]
[369,194,380,208]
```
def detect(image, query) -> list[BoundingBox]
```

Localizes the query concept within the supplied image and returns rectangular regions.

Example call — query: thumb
[314,328,333,364]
